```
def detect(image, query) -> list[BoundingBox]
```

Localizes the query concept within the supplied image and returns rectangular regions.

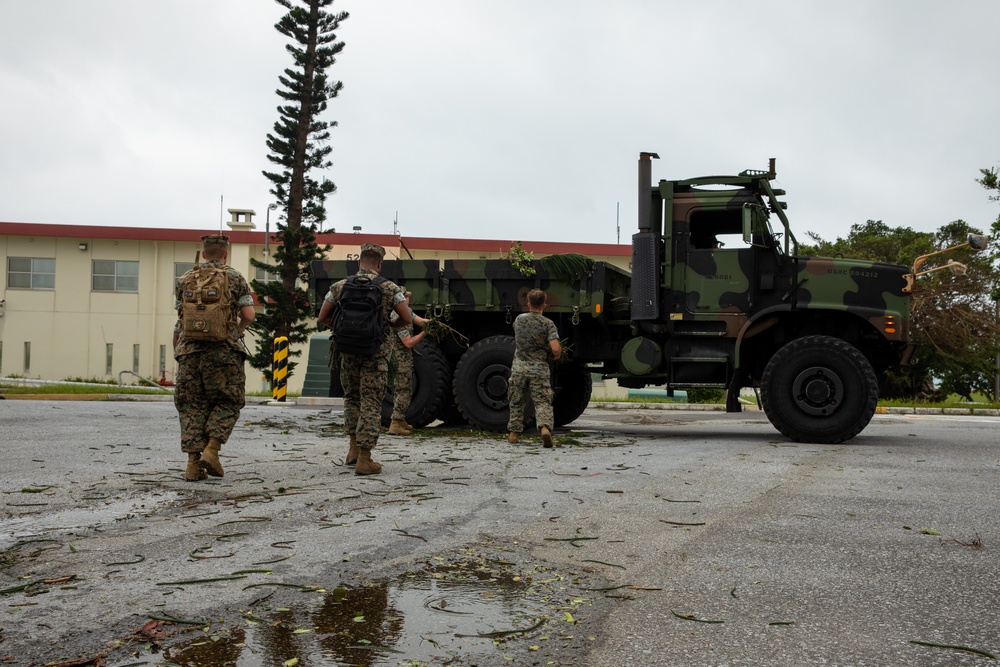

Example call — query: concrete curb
[2,393,998,417]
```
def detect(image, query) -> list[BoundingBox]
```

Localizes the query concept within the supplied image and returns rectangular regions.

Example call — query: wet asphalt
[1,399,998,666]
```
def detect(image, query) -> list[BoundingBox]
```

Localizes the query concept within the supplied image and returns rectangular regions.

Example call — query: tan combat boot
[345,434,359,466]
[355,449,383,475]
[185,453,207,481]
[541,426,553,449]
[507,432,519,444]
[200,437,225,477]
[388,419,412,436]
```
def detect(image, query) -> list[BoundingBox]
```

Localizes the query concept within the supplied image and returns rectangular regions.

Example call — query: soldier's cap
[360,242,385,258]
[201,234,230,247]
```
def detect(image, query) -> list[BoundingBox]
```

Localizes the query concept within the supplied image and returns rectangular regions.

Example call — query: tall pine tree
[248,0,348,381]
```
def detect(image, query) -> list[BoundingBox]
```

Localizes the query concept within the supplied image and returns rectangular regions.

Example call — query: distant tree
[247,0,349,383]
[801,218,1000,401]
[977,166,1000,204]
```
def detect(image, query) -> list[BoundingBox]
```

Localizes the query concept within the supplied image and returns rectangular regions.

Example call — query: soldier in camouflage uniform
[317,242,412,475]
[388,291,429,435]
[507,289,562,448]
[173,234,256,481]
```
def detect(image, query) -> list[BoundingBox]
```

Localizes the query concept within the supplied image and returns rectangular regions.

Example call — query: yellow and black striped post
[272,336,288,402]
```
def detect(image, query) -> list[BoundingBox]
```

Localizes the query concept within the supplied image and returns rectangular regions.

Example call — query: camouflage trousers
[390,344,414,420]
[174,347,246,453]
[340,351,389,450]
[507,365,554,432]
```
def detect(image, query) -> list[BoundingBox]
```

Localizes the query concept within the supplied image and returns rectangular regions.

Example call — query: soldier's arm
[318,299,335,328]
[547,322,562,360]
[401,329,427,350]
[392,301,413,327]
[391,286,412,327]
[238,303,256,334]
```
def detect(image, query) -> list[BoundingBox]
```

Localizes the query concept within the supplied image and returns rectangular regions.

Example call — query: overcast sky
[2,0,999,248]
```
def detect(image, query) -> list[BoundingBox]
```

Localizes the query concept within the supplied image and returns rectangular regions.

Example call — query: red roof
[0,222,631,256]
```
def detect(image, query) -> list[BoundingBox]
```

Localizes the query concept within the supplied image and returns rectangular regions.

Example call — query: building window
[159,345,167,376]
[7,257,55,289]
[133,344,140,374]
[106,344,113,375]
[254,263,279,283]
[174,262,195,280]
[23,342,30,375]
[93,260,139,292]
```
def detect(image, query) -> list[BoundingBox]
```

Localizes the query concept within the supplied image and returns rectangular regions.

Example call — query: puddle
[112,557,562,666]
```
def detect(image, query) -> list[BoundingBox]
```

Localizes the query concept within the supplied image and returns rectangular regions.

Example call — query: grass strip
[910,640,996,659]
[670,610,723,624]
[581,559,626,569]
[242,582,320,592]
[148,614,207,625]
[155,576,247,586]
[103,555,145,566]
[252,555,292,565]
[345,645,405,654]
[455,618,546,638]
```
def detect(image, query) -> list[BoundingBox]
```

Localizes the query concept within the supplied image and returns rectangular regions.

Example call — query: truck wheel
[453,335,517,432]
[553,362,592,427]
[380,340,451,429]
[760,335,877,444]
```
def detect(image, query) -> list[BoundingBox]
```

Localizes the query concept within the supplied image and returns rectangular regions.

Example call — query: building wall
[0,220,631,394]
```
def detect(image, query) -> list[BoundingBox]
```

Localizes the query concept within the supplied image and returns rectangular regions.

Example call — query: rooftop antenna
[393,211,399,235]
[219,195,224,233]
[616,202,620,244]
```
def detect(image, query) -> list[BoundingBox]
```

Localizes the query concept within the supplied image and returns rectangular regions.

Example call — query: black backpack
[331,274,387,356]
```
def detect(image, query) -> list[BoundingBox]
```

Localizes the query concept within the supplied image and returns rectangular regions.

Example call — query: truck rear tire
[760,335,877,444]
[453,335,517,432]
[553,362,592,427]
[380,340,451,429]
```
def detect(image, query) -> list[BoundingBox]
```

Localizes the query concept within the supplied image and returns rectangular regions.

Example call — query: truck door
[680,209,754,319]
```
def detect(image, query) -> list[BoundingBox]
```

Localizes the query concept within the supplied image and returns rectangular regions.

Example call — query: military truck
[306,153,983,443]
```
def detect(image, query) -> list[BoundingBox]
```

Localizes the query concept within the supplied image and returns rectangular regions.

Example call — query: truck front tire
[760,335,877,444]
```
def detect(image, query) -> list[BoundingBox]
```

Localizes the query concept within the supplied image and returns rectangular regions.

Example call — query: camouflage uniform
[507,311,559,433]
[173,260,253,454]
[325,267,406,451]
[390,325,415,420]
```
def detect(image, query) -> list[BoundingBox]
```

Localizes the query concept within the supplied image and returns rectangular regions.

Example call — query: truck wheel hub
[793,366,843,416]
[476,363,510,410]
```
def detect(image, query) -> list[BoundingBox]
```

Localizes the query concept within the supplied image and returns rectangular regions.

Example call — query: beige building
[0,213,630,394]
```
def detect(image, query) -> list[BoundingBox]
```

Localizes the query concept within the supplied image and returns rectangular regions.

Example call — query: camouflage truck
[306,153,984,443]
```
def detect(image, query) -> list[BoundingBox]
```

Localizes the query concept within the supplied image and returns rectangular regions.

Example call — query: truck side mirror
[742,205,753,245]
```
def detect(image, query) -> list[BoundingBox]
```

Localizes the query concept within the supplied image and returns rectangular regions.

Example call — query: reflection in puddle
[116,556,559,666]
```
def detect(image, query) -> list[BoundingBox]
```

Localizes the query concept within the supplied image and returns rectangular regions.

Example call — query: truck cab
[624,153,912,442]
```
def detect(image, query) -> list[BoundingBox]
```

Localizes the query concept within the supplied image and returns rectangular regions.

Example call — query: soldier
[507,288,562,447]
[388,291,429,435]
[317,242,412,475]
[173,234,256,480]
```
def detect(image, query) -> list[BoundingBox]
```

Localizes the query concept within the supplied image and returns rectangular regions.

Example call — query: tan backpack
[180,260,233,342]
